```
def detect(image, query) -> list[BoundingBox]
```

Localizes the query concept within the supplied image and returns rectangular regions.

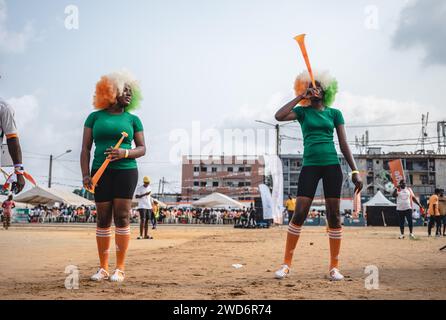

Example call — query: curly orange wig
[294,70,338,107]
[93,70,142,112]
[94,76,117,109]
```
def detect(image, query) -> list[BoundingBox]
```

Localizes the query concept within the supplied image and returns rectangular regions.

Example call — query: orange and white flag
[389,159,405,187]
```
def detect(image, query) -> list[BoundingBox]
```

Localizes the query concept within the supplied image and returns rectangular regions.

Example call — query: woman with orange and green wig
[274,70,363,281]
[80,71,146,283]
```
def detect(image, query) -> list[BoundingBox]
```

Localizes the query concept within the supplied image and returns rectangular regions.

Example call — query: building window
[201,166,207,172]
[228,167,234,172]
[238,182,245,187]
[193,167,199,172]
[420,174,428,185]
[226,181,234,187]
[245,181,251,187]
[245,167,252,172]
[238,167,245,172]
[213,181,219,187]
[193,181,199,187]
[212,167,217,173]
[200,181,207,187]
[367,159,373,171]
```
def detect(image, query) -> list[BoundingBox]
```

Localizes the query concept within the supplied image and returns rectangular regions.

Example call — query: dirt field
[0,224,445,300]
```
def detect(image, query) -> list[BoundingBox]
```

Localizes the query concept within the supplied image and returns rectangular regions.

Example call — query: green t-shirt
[84,110,144,170]
[293,106,345,167]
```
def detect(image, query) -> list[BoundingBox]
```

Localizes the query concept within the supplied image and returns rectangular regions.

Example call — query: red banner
[389,159,405,187]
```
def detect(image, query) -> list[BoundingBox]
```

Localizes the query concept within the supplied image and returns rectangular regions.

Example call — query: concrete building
[181,155,265,202]
[281,149,446,202]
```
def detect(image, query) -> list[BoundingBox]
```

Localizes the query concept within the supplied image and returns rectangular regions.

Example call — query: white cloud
[0,0,35,53]
[6,94,39,127]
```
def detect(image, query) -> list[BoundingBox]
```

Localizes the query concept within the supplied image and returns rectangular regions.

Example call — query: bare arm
[275,96,304,122]
[6,137,23,165]
[336,124,363,193]
[80,127,93,189]
[106,131,147,162]
[6,137,25,193]
[412,196,422,208]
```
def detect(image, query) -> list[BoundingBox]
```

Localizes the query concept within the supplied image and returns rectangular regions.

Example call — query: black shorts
[92,168,138,203]
[297,164,343,199]
[138,209,152,221]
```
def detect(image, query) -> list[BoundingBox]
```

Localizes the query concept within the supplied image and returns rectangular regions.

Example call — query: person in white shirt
[135,176,153,240]
[393,180,423,239]
[0,98,25,193]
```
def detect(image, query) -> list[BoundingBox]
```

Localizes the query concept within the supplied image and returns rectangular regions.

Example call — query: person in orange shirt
[284,194,297,224]
[427,189,442,237]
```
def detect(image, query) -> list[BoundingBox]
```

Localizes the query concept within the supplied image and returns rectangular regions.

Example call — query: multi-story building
[281,149,446,202]
[181,155,265,202]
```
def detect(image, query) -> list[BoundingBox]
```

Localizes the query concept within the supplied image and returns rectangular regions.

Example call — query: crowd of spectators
[1,204,259,227]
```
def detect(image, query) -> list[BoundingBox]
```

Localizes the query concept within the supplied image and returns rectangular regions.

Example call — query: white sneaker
[110,269,125,282]
[329,268,344,281]
[398,234,405,239]
[274,264,290,279]
[410,233,416,240]
[90,268,109,281]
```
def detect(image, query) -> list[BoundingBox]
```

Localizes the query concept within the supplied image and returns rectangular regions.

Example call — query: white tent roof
[14,186,95,207]
[192,192,244,209]
[363,191,396,207]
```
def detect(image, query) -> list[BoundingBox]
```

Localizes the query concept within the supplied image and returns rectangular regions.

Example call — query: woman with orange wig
[81,71,146,282]
[274,70,363,281]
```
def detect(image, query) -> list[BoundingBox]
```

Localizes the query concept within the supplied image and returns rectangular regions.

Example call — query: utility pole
[48,150,72,188]
[255,120,295,157]
[437,121,446,154]
[419,113,429,154]
[275,124,280,156]
[48,155,53,188]
[161,177,166,199]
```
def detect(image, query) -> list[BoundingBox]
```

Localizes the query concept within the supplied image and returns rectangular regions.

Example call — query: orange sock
[328,228,342,270]
[284,223,302,267]
[96,227,112,271]
[115,226,131,271]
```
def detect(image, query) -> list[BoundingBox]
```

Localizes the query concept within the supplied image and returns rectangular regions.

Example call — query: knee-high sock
[328,228,343,270]
[115,226,131,271]
[96,227,112,271]
[284,223,302,267]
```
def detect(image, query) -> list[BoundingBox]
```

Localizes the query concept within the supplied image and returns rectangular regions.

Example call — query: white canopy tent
[14,186,95,207]
[192,192,244,209]
[363,191,396,208]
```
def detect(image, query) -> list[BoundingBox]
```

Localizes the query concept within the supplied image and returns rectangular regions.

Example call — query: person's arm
[392,188,398,198]
[274,96,305,122]
[80,127,93,190]
[1,103,25,193]
[336,124,363,193]
[106,131,146,162]
[410,190,423,208]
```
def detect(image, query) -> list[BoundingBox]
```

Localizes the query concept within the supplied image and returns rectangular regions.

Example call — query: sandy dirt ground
[0,224,445,300]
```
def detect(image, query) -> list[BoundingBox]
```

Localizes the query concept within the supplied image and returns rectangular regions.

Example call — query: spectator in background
[285,194,297,224]
[2,195,15,230]
[135,176,153,239]
[438,190,446,237]
[152,200,159,229]
[427,189,442,237]
[393,180,423,240]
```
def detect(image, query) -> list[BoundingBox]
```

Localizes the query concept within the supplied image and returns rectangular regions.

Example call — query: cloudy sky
[0,0,445,193]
